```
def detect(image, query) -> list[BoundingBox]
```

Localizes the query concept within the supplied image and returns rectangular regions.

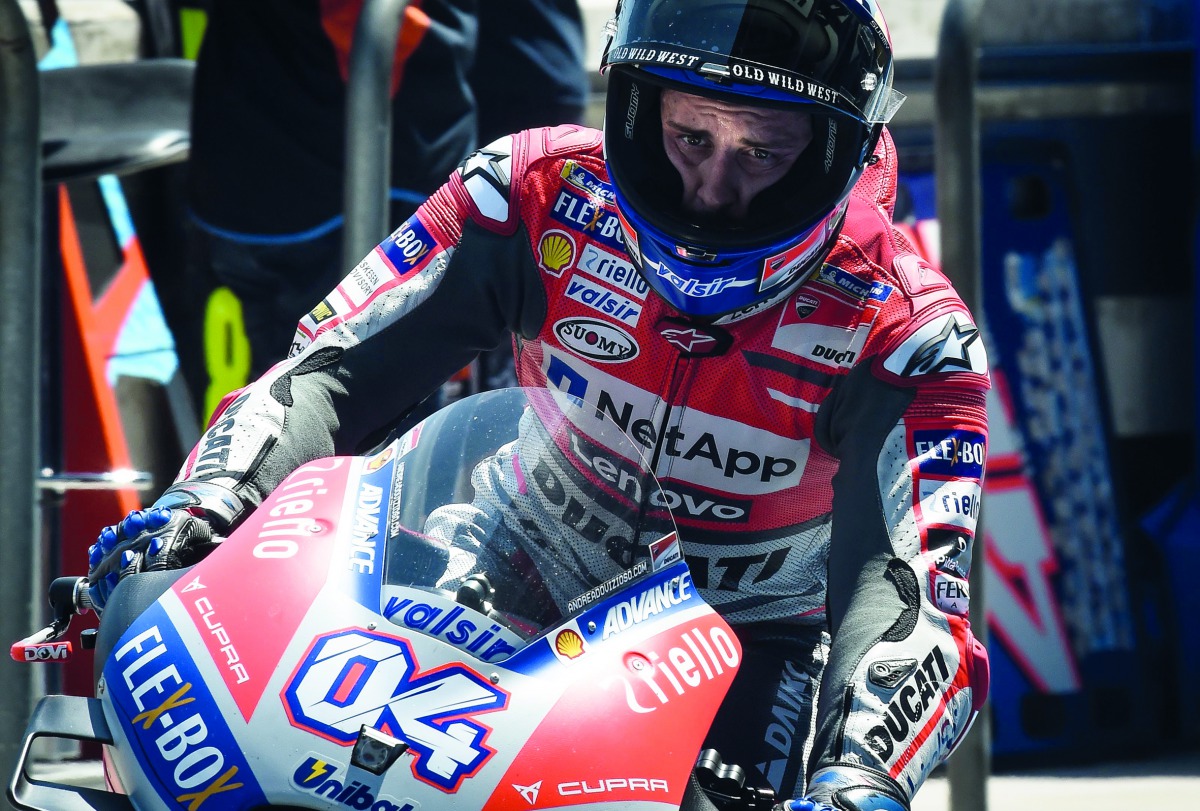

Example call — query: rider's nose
[694,152,741,215]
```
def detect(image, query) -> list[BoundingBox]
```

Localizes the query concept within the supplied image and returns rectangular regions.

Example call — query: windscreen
[377,388,681,657]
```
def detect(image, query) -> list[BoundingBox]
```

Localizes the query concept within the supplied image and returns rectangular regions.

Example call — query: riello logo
[554,317,639,363]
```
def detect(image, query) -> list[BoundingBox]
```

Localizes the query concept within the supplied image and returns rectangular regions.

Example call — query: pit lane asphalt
[21,748,1200,809]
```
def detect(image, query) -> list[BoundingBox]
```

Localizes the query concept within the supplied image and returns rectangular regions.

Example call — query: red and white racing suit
[177,125,990,802]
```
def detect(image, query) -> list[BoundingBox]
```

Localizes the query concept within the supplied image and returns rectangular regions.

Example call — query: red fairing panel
[486,612,741,811]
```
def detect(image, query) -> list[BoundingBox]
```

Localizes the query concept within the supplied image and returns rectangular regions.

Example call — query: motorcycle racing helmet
[600,0,905,318]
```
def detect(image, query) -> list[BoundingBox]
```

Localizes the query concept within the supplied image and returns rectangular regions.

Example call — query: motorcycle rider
[88,2,991,810]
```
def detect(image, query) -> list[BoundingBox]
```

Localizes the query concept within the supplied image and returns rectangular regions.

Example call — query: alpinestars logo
[458,136,513,222]
[658,318,732,356]
[282,629,509,792]
[883,312,988,378]
[661,327,714,353]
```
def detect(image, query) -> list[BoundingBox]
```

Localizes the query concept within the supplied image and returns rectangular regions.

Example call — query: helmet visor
[603,0,904,124]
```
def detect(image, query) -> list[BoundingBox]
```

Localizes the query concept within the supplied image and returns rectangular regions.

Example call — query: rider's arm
[808,254,991,807]
[166,133,552,530]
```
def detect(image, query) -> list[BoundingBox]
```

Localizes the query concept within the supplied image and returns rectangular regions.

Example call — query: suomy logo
[555,318,639,363]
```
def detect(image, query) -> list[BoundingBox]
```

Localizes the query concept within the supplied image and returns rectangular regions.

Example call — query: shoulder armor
[451,126,603,236]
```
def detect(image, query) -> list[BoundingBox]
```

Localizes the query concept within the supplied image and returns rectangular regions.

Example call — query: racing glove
[777,766,909,811]
[86,482,245,612]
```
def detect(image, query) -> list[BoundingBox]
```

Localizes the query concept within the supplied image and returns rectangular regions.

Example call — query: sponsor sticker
[814,264,895,303]
[560,160,616,206]
[381,219,435,273]
[648,532,682,571]
[293,756,415,811]
[932,572,970,616]
[649,257,756,299]
[106,608,265,809]
[339,252,394,309]
[550,189,626,252]
[917,479,982,533]
[912,429,986,479]
[577,242,648,299]
[601,572,693,639]
[381,586,525,662]
[542,348,810,496]
[611,621,741,713]
[365,444,395,473]
[554,317,640,363]
[537,229,577,278]
[282,628,507,792]
[564,275,642,325]
[550,620,591,663]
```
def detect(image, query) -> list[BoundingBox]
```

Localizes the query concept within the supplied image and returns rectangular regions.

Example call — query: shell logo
[365,445,395,472]
[554,628,587,660]
[538,230,577,277]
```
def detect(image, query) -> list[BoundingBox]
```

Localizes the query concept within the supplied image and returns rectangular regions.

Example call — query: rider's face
[660,89,813,221]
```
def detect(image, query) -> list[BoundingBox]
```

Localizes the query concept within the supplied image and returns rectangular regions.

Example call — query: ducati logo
[657,318,732,357]
[514,781,542,805]
[795,293,820,318]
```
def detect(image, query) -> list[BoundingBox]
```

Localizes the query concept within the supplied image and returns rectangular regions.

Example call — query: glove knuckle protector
[85,481,242,611]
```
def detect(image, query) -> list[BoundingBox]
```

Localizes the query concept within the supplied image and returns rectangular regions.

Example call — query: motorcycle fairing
[101,551,737,810]
[169,455,352,721]
[99,599,268,810]
[85,389,746,809]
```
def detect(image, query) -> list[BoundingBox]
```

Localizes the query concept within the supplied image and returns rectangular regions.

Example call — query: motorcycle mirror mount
[456,572,496,614]
[351,724,409,775]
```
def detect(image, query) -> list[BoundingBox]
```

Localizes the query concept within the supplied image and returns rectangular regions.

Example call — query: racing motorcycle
[9,387,779,811]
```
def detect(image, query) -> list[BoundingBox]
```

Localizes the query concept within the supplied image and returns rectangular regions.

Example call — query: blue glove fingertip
[148,537,164,556]
[120,550,136,568]
[146,507,171,529]
[88,543,102,567]
[122,510,146,536]
[98,526,118,550]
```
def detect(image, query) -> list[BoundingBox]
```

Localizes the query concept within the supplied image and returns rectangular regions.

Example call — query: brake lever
[9,576,95,663]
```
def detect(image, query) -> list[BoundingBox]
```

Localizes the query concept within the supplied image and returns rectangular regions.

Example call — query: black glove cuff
[153,481,246,532]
